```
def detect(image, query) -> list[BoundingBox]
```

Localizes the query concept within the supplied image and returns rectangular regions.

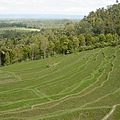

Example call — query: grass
[0,46,120,120]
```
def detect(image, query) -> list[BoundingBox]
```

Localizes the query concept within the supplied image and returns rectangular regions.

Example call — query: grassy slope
[0,45,120,120]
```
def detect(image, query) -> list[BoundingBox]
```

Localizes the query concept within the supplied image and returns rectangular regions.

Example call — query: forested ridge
[0,3,120,66]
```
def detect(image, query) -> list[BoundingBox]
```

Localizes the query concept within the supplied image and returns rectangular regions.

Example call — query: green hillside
[0,45,120,120]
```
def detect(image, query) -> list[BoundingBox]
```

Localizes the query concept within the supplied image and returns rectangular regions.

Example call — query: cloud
[0,0,116,15]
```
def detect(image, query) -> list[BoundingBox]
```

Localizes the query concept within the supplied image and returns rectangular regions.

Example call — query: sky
[0,0,116,15]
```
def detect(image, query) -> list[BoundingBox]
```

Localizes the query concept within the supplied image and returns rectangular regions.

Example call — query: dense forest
[0,3,120,66]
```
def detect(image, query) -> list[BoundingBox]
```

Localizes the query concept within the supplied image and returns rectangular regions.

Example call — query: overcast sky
[0,0,116,15]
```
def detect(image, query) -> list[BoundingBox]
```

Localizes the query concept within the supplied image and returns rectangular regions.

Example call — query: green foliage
[22,45,31,60]
[99,34,106,44]
[41,37,49,58]
[59,35,69,54]
[72,37,79,51]
[75,21,93,35]
[78,34,86,46]
[4,52,10,65]
[85,34,93,46]
[113,33,119,41]
[106,33,113,44]
[10,48,18,63]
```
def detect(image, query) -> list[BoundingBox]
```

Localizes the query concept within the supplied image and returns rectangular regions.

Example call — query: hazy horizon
[0,14,84,20]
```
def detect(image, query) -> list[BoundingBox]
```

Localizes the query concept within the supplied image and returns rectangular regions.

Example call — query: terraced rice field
[0,45,120,120]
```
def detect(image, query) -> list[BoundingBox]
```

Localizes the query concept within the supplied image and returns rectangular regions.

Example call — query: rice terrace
[0,45,120,120]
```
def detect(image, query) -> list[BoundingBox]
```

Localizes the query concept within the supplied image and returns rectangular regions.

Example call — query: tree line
[0,22,27,28]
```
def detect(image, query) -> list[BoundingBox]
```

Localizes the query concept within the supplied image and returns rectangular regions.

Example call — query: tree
[68,39,74,53]
[10,48,18,63]
[99,34,106,44]
[75,21,93,35]
[64,22,75,36]
[41,38,49,59]
[11,38,17,47]
[106,33,113,43]
[33,43,41,60]
[78,34,86,46]
[48,41,55,56]
[53,39,60,54]
[85,34,93,46]
[113,33,119,42]
[30,43,35,60]
[59,35,69,54]
[92,36,99,44]
[72,37,79,51]
[4,52,10,65]
[22,45,31,60]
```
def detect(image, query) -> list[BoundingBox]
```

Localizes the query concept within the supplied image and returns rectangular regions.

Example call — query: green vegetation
[0,45,120,119]
[0,2,120,119]
[0,3,120,66]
